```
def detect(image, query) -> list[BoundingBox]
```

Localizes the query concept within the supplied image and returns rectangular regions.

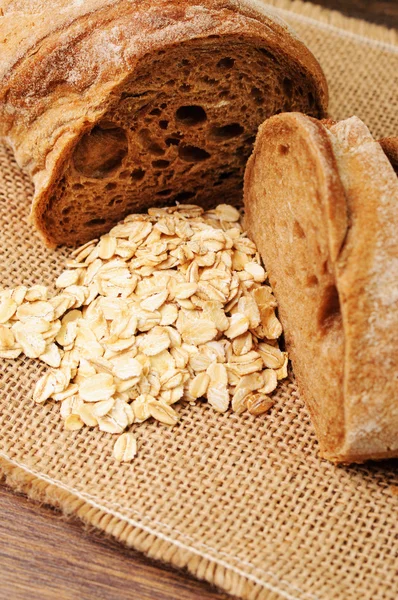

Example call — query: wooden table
[0,486,230,600]
[312,0,398,29]
[1,3,396,600]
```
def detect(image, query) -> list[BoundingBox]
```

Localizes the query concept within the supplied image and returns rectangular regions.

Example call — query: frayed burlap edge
[0,454,286,600]
[1,3,397,600]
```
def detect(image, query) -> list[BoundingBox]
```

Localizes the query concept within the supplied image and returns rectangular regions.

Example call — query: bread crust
[0,0,328,246]
[326,119,398,462]
[244,113,398,463]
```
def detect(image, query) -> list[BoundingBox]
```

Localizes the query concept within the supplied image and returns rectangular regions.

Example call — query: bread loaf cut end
[33,35,326,246]
[244,113,398,463]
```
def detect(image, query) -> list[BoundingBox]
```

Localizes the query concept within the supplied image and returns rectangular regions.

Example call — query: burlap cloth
[1,2,397,599]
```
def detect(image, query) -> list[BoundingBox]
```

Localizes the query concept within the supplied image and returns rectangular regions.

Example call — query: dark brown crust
[244,113,398,464]
[0,0,328,246]
[379,137,398,174]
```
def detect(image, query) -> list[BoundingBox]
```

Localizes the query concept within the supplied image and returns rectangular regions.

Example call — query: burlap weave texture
[0,2,397,599]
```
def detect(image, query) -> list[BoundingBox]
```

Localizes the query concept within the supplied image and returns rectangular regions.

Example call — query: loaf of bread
[0,0,327,247]
[244,113,398,463]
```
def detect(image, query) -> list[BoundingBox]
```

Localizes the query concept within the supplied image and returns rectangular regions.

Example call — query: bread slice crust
[244,113,398,463]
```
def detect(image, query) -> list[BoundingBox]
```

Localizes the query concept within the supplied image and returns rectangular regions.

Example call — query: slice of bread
[0,0,327,247]
[244,113,398,463]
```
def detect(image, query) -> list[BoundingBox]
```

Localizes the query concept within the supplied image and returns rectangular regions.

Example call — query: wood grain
[0,4,395,600]
[308,0,398,29]
[0,483,231,600]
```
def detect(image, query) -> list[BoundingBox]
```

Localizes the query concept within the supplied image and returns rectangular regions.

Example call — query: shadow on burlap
[0,2,397,599]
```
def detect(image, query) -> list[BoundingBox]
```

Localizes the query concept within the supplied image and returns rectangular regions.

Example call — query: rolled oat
[0,204,288,462]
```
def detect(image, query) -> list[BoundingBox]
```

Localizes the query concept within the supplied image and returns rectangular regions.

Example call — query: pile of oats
[0,204,288,462]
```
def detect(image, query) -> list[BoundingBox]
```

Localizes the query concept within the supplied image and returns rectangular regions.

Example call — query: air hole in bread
[159,120,169,130]
[150,108,162,116]
[152,160,170,169]
[180,84,191,92]
[175,105,207,126]
[72,183,84,190]
[293,220,305,239]
[156,189,173,197]
[73,124,128,178]
[282,77,293,98]
[85,218,106,227]
[166,137,180,147]
[105,182,117,190]
[121,92,137,100]
[250,86,264,105]
[210,123,244,140]
[217,57,235,69]
[279,144,290,155]
[251,86,262,98]
[259,47,275,60]
[308,91,315,106]
[178,145,211,162]
[318,285,341,334]
[322,260,329,275]
[306,275,319,287]
[131,168,146,181]
[61,206,72,215]
[218,171,234,180]
[219,90,230,98]
[173,191,196,202]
